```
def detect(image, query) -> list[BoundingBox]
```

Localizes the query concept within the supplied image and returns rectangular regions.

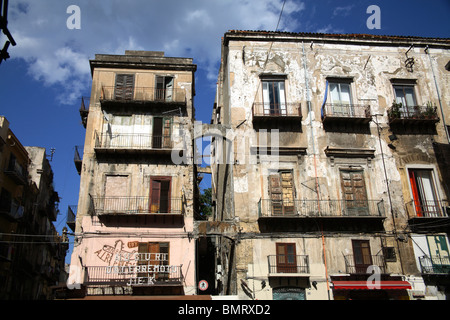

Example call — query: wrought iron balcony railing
[258,199,385,218]
[388,105,439,123]
[252,102,302,119]
[405,200,449,219]
[344,254,387,274]
[84,265,184,286]
[89,195,183,216]
[268,255,309,274]
[419,256,450,274]
[100,86,187,104]
[94,131,173,150]
[322,103,371,122]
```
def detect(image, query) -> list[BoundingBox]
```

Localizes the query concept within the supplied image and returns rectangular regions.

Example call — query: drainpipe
[425,45,450,144]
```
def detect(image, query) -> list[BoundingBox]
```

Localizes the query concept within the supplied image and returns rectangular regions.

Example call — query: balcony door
[329,81,352,116]
[352,240,372,274]
[408,169,440,217]
[152,117,171,149]
[340,170,369,216]
[276,243,297,273]
[394,85,417,116]
[150,177,171,214]
[138,242,169,280]
[262,80,286,116]
[156,76,174,102]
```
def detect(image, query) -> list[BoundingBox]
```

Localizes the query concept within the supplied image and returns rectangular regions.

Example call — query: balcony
[268,255,309,276]
[258,199,385,232]
[322,103,371,125]
[344,254,387,274]
[419,256,450,275]
[252,102,302,125]
[93,131,174,156]
[74,146,83,175]
[258,199,385,218]
[99,86,187,111]
[89,195,183,216]
[405,200,449,232]
[388,104,439,128]
[4,159,28,185]
[79,97,89,128]
[67,205,77,232]
[84,265,184,287]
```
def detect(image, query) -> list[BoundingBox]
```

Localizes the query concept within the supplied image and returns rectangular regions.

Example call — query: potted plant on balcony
[422,102,437,120]
[388,101,402,119]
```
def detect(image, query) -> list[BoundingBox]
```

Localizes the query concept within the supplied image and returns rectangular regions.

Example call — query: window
[150,177,171,213]
[114,74,135,100]
[328,80,353,116]
[352,240,372,274]
[152,117,171,149]
[393,84,417,116]
[155,76,174,101]
[138,242,169,280]
[340,170,369,216]
[276,243,297,273]
[269,171,295,216]
[408,169,441,217]
[262,80,286,115]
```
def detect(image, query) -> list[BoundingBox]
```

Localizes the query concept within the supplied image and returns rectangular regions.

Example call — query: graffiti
[94,240,137,266]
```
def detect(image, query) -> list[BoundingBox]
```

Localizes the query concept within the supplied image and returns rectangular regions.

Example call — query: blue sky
[0,0,449,261]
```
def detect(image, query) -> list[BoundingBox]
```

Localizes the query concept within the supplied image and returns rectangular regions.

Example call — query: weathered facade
[67,51,198,297]
[209,31,450,300]
[0,117,67,299]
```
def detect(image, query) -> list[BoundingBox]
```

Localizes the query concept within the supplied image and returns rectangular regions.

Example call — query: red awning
[333,281,411,290]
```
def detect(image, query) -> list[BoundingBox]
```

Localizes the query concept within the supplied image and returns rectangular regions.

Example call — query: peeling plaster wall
[214,33,450,299]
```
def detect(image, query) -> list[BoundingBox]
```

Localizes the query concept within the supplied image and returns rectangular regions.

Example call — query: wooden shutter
[340,170,368,215]
[163,118,171,148]
[269,174,282,215]
[276,243,297,273]
[352,240,372,273]
[280,171,295,215]
[150,179,161,213]
[114,74,134,100]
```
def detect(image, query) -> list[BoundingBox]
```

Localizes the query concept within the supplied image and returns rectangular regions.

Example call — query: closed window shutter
[115,74,135,100]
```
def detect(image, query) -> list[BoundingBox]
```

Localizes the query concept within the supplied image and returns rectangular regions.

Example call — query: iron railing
[252,102,302,118]
[419,256,450,274]
[90,196,183,216]
[100,86,187,104]
[344,254,387,274]
[405,200,449,219]
[84,265,184,286]
[258,199,385,218]
[94,131,173,150]
[322,103,371,119]
[268,255,309,274]
[388,105,439,122]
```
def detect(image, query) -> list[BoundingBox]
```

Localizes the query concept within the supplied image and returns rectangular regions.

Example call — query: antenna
[47,148,56,161]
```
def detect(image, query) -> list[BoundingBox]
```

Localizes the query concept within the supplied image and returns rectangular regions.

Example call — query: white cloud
[5,0,305,105]
[333,5,355,17]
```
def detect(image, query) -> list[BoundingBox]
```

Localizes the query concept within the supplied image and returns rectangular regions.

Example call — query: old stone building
[209,31,450,300]
[0,117,67,299]
[67,51,198,297]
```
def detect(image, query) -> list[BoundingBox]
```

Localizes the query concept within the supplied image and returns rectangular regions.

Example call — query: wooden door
[269,174,283,216]
[150,177,171,213]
